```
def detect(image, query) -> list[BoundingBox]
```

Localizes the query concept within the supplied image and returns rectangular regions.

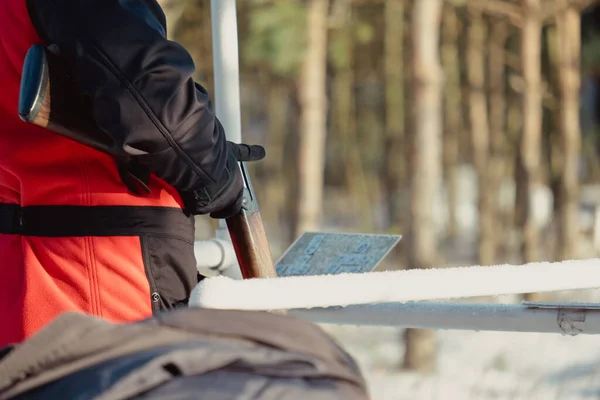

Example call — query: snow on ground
[319,290,600,400]
[322,324,600,400]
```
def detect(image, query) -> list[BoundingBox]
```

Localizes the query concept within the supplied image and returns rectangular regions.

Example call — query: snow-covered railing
[189,259,600,335]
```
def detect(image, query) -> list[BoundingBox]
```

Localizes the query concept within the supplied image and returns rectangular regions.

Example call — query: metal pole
[210,0,242,143]
[210,0,243,279]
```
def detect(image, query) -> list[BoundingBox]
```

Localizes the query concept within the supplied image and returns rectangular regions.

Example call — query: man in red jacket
[0,0,264,347]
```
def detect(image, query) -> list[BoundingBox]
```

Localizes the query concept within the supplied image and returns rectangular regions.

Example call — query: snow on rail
[190,259,600,311]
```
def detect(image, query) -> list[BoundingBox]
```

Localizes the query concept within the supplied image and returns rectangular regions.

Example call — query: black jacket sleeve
[25,0,236,198]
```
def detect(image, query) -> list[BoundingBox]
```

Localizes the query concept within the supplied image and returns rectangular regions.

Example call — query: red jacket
[0,0,235,347]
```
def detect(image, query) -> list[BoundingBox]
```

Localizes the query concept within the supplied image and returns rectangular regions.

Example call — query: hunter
[0,0,264,347]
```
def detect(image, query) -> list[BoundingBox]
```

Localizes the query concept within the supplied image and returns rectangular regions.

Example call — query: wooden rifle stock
[226,163,278,279]
[18,44,151,195]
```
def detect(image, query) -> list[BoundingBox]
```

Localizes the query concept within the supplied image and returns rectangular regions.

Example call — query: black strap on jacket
[0,203,194,243]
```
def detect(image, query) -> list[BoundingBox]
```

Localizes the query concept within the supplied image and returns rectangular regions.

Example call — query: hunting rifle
[17,43,277,280]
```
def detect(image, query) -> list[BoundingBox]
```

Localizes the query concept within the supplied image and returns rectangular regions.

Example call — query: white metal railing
[290,302,600,336]
[193,238,242,279]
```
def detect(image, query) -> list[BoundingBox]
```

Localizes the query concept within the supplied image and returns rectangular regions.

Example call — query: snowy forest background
[161,0,600,397]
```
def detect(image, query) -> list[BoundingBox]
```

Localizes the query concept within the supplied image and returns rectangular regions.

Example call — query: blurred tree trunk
[354,5,385,232]
[326,1,351,189]
[520,0,543,301]
[403,0,415,178]
[458,9,473,166]
[555,1,581,260]
[403,0,443,374]
[441,3,462,240]
[263,75,290,244]
[392,0,414,268]
[543,25,562,260]
[509,30,526,238]
[295,0,330,236]
[286,100,302,245]
[331,6,373,230]
[467,5,493,265]
[383,0,405,230]
[506,30,523,234]
[487,19,509,262]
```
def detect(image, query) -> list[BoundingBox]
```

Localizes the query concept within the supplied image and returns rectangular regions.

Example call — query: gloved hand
[209,142,265,219]
[181,141,265,218]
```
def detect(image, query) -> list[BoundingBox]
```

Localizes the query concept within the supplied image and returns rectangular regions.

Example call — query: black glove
[181,141,265,218]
